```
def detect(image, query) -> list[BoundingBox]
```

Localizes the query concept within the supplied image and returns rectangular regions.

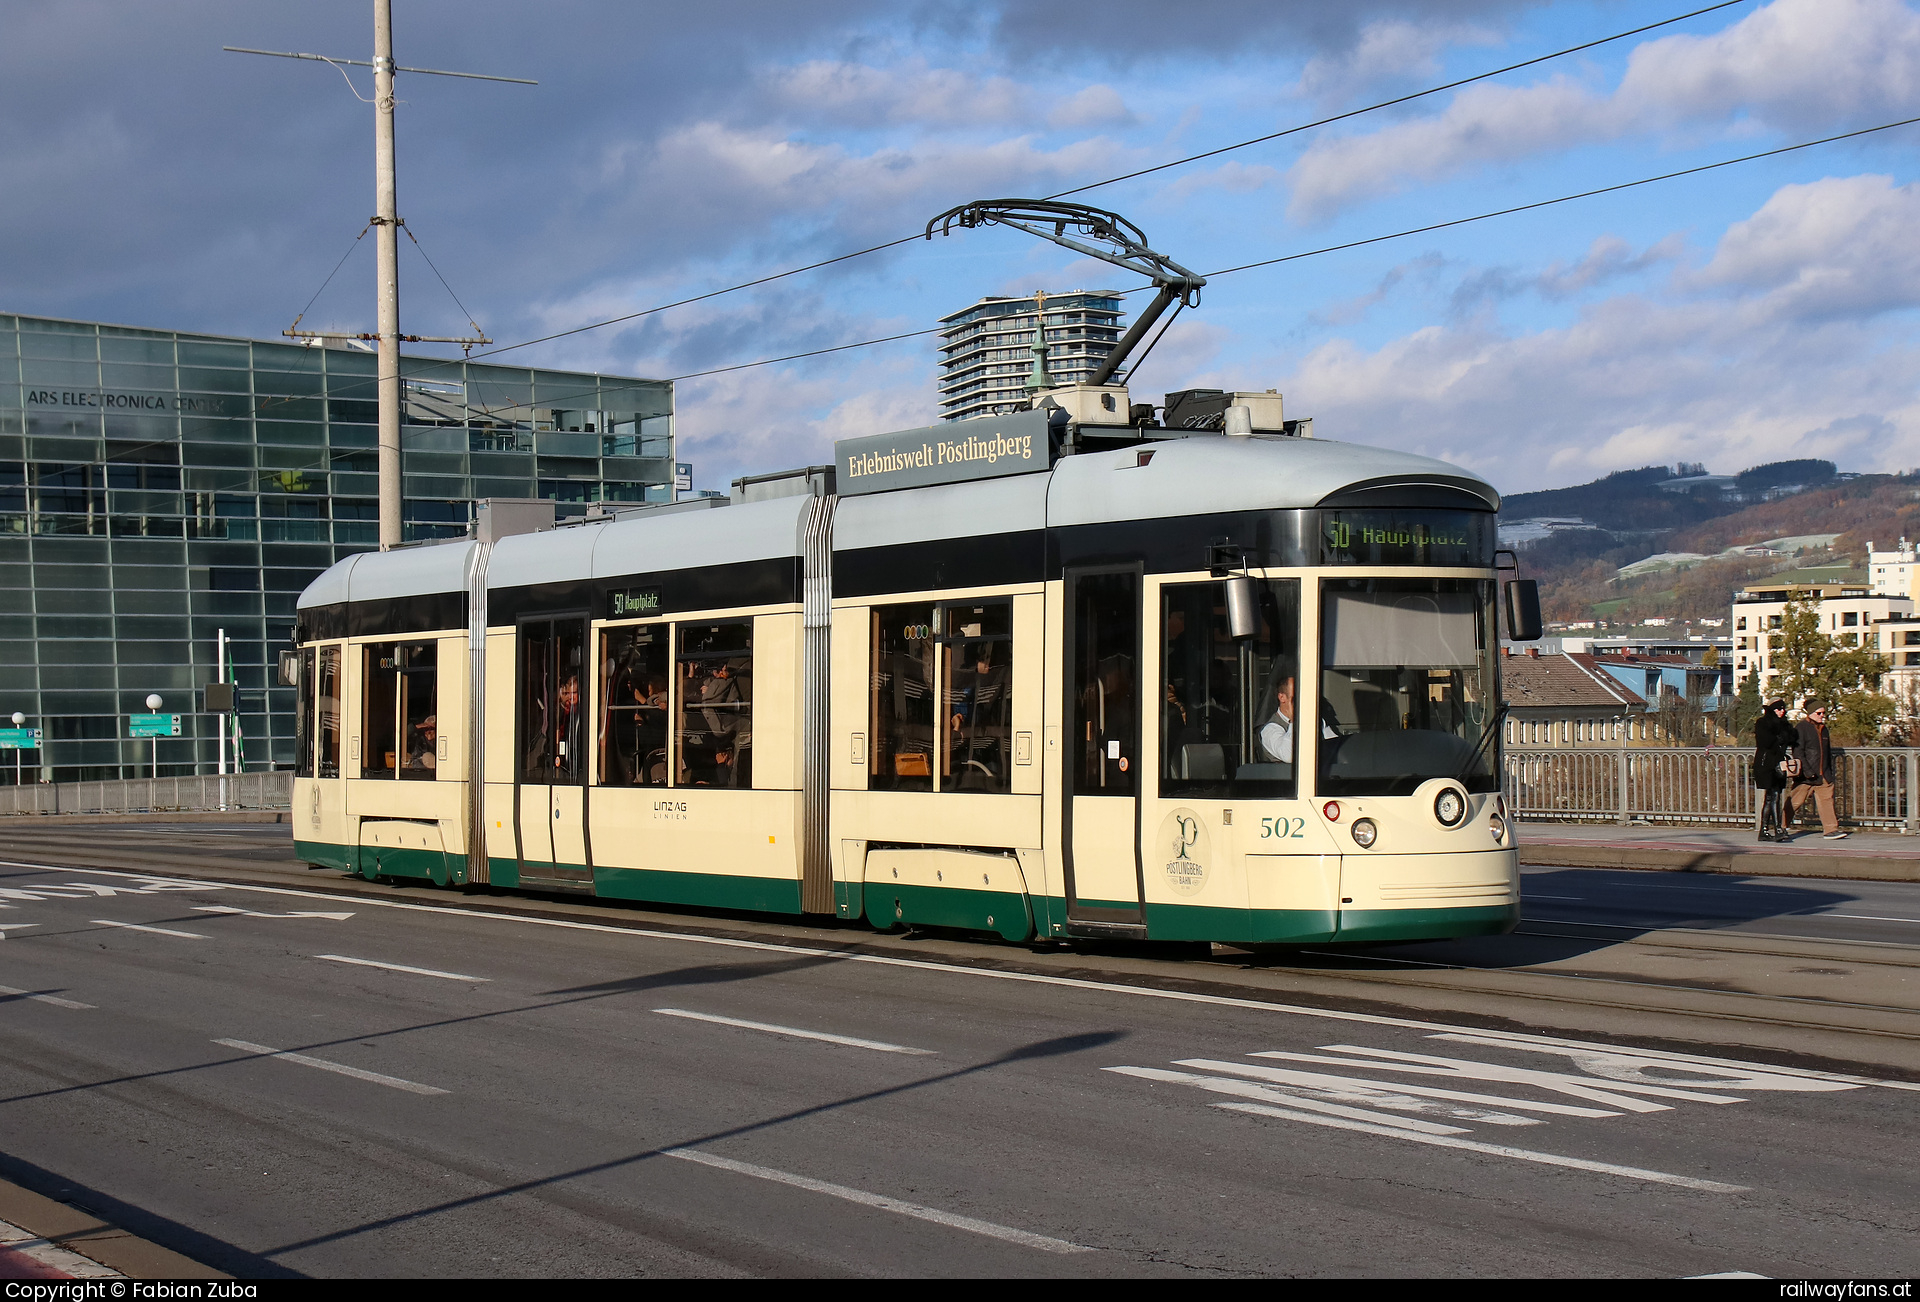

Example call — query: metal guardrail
[1505,747,1919,831]
[0,772,292,816]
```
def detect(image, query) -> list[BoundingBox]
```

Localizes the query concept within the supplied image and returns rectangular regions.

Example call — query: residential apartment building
[1870,539,1918,598]
[1730,580,1914,697]
[936,292,1125,421]
[1500,648,1652,748]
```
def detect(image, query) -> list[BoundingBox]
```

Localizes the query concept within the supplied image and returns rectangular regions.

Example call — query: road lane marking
[194,905,355,921]
[660,1148,1089,1253]
[213,1038,449,1095]
[90,919,207,939]
[1173,1058,1620,1118]
[1824,913,1920,924]
[0,983,93,1010]
[0,925,40,937]
[1212,1101,1748,1192]
[653,1007,935,1055]
[1107,1066,1473,1134]
[314,954,487,982]
[34,863,1920,1094]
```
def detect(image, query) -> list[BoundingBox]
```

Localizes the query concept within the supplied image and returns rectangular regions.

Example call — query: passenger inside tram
[945,640,1009,790]
[405,714,436,771]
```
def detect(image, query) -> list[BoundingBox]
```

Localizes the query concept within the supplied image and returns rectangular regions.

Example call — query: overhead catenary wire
[655,112,1920,385]
[425,0,1755,375]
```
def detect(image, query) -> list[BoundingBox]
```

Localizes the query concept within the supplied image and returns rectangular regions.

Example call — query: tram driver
[1257,656,1337,766]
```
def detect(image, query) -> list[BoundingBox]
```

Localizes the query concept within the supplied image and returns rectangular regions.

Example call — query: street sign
[0,728,39,749]
[130,714,181,738]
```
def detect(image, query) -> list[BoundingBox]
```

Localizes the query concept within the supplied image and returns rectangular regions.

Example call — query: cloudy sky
[5,0,1919,493]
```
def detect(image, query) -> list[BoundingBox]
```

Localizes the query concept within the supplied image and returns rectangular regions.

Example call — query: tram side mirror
[1225,574,1259,640]
[1505,579,1543,642]
[277,650,300,686]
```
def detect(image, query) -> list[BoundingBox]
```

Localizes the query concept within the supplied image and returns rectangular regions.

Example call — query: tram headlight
[1489,814,1507,844]
[1433,787,1467,828]
[1350,818,1378,849]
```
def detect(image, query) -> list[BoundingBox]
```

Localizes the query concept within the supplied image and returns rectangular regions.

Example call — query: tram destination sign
[835,409,1053,497]
[1320,509,1493,567]
[609,586,662,618]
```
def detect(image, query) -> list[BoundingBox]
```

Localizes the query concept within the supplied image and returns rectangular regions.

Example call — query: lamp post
[9,711,20,786]
[146,694,163,779]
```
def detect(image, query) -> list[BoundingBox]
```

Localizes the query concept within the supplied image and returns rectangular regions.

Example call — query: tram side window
[362,645,398,778]
[940,602,1013,794]
[317,646,341,778]
[1160,579,1301,798]
[520,620,586,785]
[398,643,438,779]
[678,622,752,787]
[599,624,671,787]
[295,647,316,778]
[361,642,438,779]
[870,604,935,792]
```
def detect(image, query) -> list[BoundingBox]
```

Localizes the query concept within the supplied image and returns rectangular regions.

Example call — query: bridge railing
[1504,747,1917,831]
[0,772,292,816]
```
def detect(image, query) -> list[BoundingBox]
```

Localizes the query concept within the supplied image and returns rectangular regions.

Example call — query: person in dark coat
[1786,697,1847,840]
[1753,699,1795,842]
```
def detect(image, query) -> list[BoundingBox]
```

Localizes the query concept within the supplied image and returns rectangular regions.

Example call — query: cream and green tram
[291,409,1525,946]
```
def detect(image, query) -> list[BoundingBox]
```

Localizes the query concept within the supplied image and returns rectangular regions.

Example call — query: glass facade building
[0,313,673,781]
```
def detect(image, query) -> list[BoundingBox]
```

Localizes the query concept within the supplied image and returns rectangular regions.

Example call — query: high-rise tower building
[936,291,1124,422]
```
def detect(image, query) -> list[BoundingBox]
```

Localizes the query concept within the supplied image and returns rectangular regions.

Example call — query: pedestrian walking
[1785,697,1848,840]
[1753,698,1795,842]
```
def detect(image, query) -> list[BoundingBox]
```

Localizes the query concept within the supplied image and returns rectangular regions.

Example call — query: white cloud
[1535,233,1684,299]
[1297,19,1501,102]
[1048,84,1137,130]
[1690,173,1920,320]
[1275,174,1920,489]
[766,59,1034,128]
[1286,0,1920,220]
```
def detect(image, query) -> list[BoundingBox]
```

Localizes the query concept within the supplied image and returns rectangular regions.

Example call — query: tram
[289,383,1538,946]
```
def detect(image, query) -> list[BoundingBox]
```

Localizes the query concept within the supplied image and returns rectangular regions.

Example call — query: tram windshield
[1161,578,1300,798]
[1317,578,1498,795]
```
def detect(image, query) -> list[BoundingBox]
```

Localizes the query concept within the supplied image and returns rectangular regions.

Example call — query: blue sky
[5,0,1918,494]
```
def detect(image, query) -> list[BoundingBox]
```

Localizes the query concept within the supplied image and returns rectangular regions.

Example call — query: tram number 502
[1260,817,1306,839]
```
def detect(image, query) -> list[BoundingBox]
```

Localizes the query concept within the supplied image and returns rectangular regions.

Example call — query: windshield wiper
[1455,704,1510,782]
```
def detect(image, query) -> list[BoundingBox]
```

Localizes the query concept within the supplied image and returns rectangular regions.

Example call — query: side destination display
[835,408,1052,496]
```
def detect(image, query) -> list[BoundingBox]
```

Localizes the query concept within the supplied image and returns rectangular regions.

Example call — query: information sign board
[0,728,40,749]
[129,714,181,738]
[834,408,1053,497]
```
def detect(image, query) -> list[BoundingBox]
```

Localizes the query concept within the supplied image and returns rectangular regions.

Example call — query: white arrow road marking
[315,954,487,982]
[1108,1066,1474,1134]
[90,919,207,940]
[1173,1058,1620,1121]
[1253,1046,1749,1110]
[1212,1102,1749,1193]
[193,905,355,921]
[213,1038,448,1095]
[0,983,92,1010]
[661,1148,1090,1253]
[653,1008,936,1055]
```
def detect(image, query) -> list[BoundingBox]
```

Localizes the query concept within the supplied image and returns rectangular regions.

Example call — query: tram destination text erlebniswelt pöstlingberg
[844,431,1036,479]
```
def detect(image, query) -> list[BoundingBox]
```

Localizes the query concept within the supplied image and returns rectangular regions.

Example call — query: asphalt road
[1515,864,1920,947]
[0,854,1917,1277]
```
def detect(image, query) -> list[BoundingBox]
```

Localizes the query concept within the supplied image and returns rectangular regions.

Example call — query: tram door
[1063,568,1146,924]
[516,615,591,886]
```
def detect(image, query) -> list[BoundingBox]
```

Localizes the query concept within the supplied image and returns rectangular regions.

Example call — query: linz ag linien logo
[612,588,662,618]
[652,799,688,821]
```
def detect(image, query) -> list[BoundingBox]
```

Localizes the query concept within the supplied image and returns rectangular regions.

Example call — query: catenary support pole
[374,0,403,550]
[217,628,227,777]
